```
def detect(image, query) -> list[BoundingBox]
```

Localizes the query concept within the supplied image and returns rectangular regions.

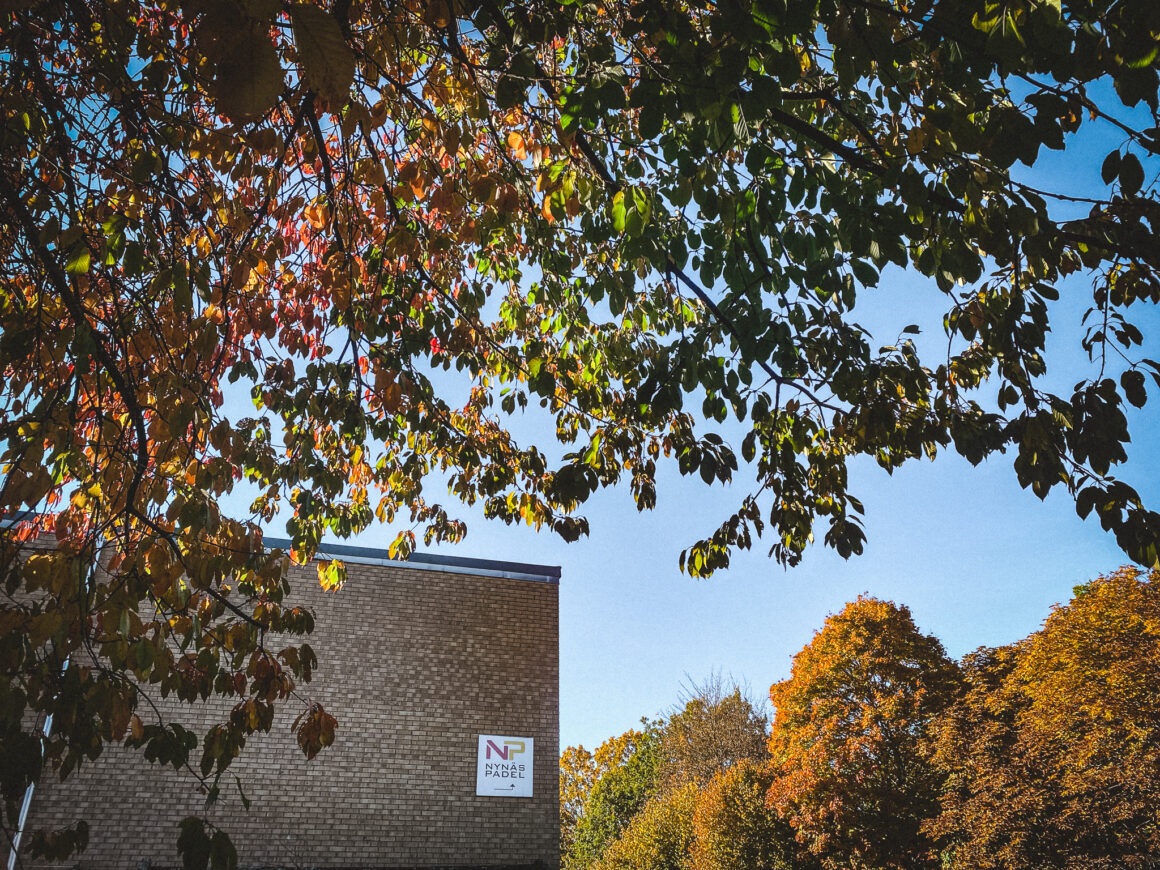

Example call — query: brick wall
[21,555,559,869]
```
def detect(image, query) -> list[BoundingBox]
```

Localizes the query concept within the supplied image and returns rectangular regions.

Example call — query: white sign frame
[476,734,534,797]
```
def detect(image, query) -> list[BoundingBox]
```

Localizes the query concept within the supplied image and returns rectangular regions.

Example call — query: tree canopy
[562,569,1160,870]
[562,682,777,870]
[3,0,1160,861]
[928,566,1160,868]
[689,760,803,870]
[767,597,960,870]
[565,724,665,870]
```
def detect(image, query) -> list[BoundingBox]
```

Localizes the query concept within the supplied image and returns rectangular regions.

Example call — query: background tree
[566,725,664,870]
[657,677,769,790]
[767,597,962,870]
[564,576,1160,869]
[928,567,1160,869]
[563,730,654,859]
[5,0,1160,860]
[565,679,769,869]
[689,760,807,870]
[561,745,599,857]
[924,646,1056,869]
[593,783,699,870]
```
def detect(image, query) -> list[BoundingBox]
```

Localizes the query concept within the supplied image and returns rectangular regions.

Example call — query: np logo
[484,739,525,761]
[476,734,534,798]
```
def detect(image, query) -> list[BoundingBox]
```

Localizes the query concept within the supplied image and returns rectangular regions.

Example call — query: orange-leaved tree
[767,597,961,870]
[928,567,1160,868]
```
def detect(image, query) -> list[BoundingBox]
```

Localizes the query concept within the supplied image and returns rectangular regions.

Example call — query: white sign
[476,734,534,797]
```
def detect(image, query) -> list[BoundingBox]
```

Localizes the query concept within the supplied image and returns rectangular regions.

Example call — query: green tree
[928,567,1160,868]
[566,725,664,870]
[767,597,962,869]
[4,0,1160,860]
[563,730,655,858]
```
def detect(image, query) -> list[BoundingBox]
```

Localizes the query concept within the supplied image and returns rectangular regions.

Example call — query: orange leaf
[507,131,527,161]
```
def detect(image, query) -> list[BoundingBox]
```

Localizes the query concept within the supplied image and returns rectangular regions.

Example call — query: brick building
[19,541,560,869]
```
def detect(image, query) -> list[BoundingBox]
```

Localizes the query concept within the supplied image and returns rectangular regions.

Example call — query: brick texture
[21,558,559,869]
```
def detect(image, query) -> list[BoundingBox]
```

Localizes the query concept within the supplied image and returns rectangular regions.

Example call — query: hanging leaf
[211,26,284,123]
[291,3,356,105]
[1119,152,1145,196]
[316,558,346,591]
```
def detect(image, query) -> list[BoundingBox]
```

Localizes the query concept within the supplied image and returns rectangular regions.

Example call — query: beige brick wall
[21,557,559,869]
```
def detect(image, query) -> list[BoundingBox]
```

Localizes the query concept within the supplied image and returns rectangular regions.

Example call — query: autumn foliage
[564,686,789,870]
[563,569,1160,870]
[4,0,1160,861]
[767,598,960,869]
[928,566,1160,868]
[689,761,800,870]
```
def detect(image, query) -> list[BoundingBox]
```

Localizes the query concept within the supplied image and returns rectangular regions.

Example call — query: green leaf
[1125,44,1160,71]
[122,241,144,277]
[177,818,211,870]
[212,29,284,122]
[1119,152,1144,196]
[65,248,91,274]
[234,775,252,811]
[625,207,644,237]
[209,831,237,870]
[1101,150,1121,184]
[1121,369,1147,408]
[495,74,526,109]
[638,103,663,140]
[851,260,878,287]
[611,190,626,234]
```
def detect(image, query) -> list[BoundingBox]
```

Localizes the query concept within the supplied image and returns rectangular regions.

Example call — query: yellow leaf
[304,202,329,229]
[317,558,346,592]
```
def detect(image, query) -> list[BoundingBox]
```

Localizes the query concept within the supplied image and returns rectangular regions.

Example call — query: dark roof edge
[262,537,561,584]
[0,513,560,584]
